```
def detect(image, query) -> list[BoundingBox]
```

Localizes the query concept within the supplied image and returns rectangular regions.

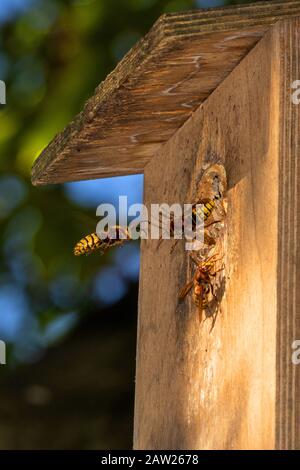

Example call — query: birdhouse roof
[31,0,300,185]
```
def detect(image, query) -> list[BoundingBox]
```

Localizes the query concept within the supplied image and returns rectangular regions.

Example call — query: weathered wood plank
[134,17,300,450]
[276,18,300,451]
[31,1,300,185]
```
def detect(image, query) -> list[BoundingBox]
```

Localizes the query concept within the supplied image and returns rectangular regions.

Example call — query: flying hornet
[74,225,132,256]
[73,197,219,257]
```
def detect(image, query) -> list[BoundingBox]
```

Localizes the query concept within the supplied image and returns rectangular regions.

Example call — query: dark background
[0,0,264,450]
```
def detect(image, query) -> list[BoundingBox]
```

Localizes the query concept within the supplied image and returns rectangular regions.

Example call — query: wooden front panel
[134,20,289,450]
[276,18,300,450]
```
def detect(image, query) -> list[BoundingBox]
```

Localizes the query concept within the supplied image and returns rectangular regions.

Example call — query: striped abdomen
[192,199,215,226]
[74,233,101,256]
[169,199,215,237]
[74,226,131,256]
[193,283,210,310]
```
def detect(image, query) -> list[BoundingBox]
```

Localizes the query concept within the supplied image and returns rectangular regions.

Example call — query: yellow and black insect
[189,170,226,230]
[74,226,131,256]
[167,199,216,237]
[162,198,218,253]
[74,194,221,257]
[178,254,224,320]
[192,199,215,226]
[193,282,210,311]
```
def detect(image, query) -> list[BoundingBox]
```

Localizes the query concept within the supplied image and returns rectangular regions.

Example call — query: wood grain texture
[134,18,300,450]
[31,1,300,185]
[276,19,300,451]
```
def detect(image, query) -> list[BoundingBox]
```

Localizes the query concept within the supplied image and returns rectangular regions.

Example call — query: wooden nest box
[32,1,300,450]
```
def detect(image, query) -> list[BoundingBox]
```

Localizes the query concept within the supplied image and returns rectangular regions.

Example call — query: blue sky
[64,174,144,209]
[0,0,35,24]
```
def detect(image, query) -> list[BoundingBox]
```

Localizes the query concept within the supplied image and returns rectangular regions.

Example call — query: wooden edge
[31,15,167,185]
[31,1,300,185]
[276,18,300,450]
